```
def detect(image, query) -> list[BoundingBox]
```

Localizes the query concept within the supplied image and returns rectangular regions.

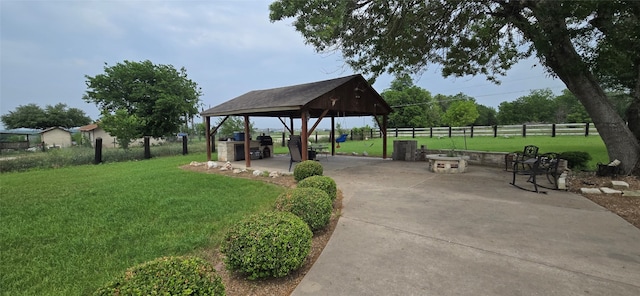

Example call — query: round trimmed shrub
[297,175,337,202]
[293,160,323,182]
[221,211,312,280]
[275,187,332,232]
[94,256,225,296]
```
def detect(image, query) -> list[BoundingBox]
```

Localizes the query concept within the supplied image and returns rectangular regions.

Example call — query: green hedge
[293,160,323,182]
[94,256,225,295]
[221,211,312,280]
[297,175,337,202]
[275,187,333,232]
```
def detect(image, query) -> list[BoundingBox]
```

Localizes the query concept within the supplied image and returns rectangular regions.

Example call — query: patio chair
[510,152,560,193]
[288,135,302,171]
[513,145,539,171]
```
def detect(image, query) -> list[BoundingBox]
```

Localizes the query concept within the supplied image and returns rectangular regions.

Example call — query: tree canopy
[1,103,91,129]
[270,0,640,174]
[83,60,202,139]
[381,74,440,128]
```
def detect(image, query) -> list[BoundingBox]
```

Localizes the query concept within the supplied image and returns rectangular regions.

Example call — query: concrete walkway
[229,155,640,295]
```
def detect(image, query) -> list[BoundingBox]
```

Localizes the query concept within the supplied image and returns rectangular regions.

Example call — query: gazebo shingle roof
[200,74,391,118]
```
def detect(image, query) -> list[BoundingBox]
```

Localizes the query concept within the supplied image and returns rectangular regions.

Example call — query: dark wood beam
[278,117,293,134]
[307,109,329,135]
[301,111,308,161]
[244,115,251,167]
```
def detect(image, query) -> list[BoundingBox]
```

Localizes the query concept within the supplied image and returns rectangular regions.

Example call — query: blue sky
[0,0,566,130]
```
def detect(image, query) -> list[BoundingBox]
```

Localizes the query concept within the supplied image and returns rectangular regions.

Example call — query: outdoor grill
[257,135,273,158]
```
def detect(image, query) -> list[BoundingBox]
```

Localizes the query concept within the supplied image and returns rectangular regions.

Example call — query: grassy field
[272,135,608,169]
[0,153,283,295]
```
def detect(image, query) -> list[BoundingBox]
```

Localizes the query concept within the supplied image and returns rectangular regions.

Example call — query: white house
[79,123,164,148]
[40,127,72,148]
[79,123,117,148]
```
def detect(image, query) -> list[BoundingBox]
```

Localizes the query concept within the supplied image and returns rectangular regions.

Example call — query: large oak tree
[83,60,202,140]
[270,0,640,174]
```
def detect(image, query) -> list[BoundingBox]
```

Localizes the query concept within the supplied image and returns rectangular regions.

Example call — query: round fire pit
[426,154,469,174]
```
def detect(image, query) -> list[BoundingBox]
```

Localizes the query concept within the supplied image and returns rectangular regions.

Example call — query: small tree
[441,100,479,127]
[215,116,255,139]
[100,110,141,149]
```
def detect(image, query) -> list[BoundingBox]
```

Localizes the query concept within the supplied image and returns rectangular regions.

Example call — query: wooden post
[448,126,452,138]
[205,116,211,161]
[182,135,188,155]
[522,124,527,138]
[412,127,415,138]
[552,123,556,137]
[585,122,590,137]
[301,111,308,161]
[244,115,251,167]
[493,125,498,137]
[382,115,388,159]
[430,127,433,138]
[94,138,102,164]
[470,125,474,138]
[144,136,151,159]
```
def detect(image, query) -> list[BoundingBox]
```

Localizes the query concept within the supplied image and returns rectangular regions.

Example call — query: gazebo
[200,74,393,167]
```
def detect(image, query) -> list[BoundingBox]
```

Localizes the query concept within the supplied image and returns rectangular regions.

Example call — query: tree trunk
[529,11,640,175]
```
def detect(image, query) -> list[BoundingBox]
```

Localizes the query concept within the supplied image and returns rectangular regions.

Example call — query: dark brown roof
[200,74,392,118]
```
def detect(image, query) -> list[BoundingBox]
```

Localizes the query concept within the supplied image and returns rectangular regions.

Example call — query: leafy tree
[497,89,557,124]
[269,1,640,174]
[83,60,202,139]
[381,74,441,128]
[100,110,141,149]
[1,103,91,129]
[214,116,255,139]
[441,100,479,127]
[474,104,498,126]
[554,90,591,123]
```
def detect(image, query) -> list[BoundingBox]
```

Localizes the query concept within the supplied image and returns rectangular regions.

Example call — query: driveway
[292,159,640,295]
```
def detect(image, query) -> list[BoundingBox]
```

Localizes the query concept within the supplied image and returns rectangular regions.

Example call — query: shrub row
[96,159,337,291]
[221,161,338,280]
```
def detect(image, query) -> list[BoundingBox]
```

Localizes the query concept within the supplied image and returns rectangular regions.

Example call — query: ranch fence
[348,123,598,141]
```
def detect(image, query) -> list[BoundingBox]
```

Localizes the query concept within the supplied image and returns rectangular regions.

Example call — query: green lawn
[0,153,283,295]
[275,135,608,168]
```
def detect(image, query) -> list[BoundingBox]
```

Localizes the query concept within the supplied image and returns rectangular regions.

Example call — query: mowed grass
[277,135,608,168]
[0,153,283,295]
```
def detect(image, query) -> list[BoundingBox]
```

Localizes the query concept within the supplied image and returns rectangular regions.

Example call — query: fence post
[470,125,474,138]
[94,138,102,164]
[522,124,527,138]
[585,122,590,137]
[315,132,318,143]
[144,136,151,159]
[182,135,188,155]
[281,133,285,147]
[551,124,556,137]
[448,126,452,138]
[493,125,498,137]
[412,127,415,138]
[395,127,398,137]
[430,127,433,138]
[370,129,374,139]
[350,130,353,140]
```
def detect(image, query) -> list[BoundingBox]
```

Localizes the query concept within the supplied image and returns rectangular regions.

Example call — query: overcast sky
[1,0,566,130]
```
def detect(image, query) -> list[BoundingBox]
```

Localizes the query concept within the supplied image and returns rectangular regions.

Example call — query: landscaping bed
[567,172,640,229]
[181,164,341,295]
